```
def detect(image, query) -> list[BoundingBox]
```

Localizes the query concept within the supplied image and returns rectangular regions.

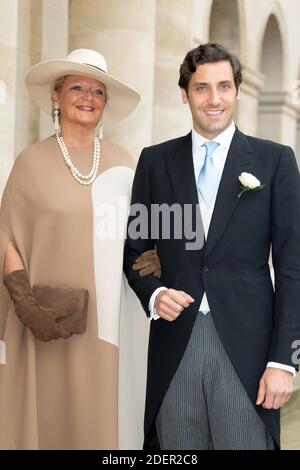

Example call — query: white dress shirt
[148,122,296,376]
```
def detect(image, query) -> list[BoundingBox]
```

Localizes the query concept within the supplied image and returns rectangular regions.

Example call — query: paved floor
[281,374,300,450]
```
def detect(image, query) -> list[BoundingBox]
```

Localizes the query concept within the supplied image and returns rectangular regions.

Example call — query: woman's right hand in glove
[3,269,72,342]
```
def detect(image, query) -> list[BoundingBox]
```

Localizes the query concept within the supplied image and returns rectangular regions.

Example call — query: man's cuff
[266,361,296,377]
[148,287,168,320]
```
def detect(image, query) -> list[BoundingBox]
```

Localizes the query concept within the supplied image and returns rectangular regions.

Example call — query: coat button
[202,266,210,273]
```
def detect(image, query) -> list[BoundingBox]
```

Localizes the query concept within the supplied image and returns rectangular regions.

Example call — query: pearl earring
[97,118,103,141]
[53,106,60,132]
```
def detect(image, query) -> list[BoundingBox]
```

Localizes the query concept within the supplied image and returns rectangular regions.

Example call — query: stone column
[152,0,196,144]
[15,0,42,157]
[0,0,69,199]
[258,91,299,147]
[238,66,265,136]
[38,0,69,140]
[0,0,18,196]
[69,0,156,160]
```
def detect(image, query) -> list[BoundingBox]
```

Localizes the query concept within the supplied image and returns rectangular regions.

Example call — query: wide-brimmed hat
[25,48,140,122]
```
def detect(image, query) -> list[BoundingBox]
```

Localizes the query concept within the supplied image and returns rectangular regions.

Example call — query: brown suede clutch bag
[33,284,89,334]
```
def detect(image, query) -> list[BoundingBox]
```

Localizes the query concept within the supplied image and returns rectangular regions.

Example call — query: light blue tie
[197,141,220,208]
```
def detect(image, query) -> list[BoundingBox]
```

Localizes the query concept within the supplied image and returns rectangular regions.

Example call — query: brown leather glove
[3,270,72,342]
[132,248,161,278]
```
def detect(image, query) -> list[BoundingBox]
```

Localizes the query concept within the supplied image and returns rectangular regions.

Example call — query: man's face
[181,60,239,139]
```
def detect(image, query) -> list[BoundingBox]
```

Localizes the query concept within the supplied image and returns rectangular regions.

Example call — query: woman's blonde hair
[52,76,66,95]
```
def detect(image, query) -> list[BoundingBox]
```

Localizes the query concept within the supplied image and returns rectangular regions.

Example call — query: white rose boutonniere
[238,172,266,198]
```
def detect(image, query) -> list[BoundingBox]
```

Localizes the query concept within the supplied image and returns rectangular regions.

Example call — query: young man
[124,43,300,450]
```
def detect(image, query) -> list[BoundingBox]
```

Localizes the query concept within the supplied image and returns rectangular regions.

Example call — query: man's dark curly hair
[178,42,242,93]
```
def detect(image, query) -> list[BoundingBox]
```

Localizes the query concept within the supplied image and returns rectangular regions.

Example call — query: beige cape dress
[0,135,149,449]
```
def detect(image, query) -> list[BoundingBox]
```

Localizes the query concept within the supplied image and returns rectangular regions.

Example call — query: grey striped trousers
[156,311,275,450]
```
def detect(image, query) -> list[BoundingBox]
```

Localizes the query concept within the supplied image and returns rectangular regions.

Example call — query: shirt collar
[192,121,236,151]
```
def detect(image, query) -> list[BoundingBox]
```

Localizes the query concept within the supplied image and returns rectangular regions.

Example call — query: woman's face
[53,75,106,130]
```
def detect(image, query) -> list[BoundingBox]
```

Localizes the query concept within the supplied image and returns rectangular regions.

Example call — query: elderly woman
[0,49,159,449]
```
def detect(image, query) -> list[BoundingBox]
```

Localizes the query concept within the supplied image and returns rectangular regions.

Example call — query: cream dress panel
[92,166,149,449]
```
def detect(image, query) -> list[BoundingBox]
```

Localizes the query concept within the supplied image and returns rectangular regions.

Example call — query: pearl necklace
[55,132,100,185]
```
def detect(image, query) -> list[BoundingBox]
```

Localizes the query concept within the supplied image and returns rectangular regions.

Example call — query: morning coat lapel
[164,132,205,249]
[164,132,199,208]
[205,127,259,256]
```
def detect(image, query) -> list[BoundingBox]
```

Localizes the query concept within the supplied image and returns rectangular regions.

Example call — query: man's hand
[155,288,194,321]
[256,368,293,409]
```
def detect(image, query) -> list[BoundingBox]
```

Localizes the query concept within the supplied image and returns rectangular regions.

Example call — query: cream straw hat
[25,48,140,122]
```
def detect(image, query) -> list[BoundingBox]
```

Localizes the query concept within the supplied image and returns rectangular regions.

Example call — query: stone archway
[209,0,240,57]
[257,12,298,147]
[260,15,283,91]
[257,15,284,142]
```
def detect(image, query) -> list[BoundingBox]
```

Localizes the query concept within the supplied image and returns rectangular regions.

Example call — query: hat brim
[25,59,141,123]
